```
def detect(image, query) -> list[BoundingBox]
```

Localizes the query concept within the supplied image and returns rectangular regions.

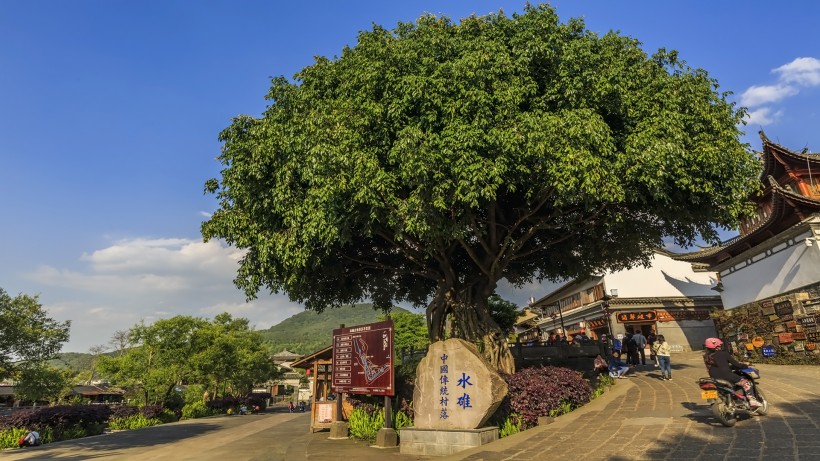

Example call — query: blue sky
[2,1,819,352]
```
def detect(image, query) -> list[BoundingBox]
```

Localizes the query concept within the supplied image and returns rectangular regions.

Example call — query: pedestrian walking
[625,332,639,366]
[633,330,648,365]
[653,335,672,380]
[598,333,612,358]
[646,329,658,366]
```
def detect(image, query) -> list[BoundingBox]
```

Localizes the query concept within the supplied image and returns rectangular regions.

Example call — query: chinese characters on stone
[439,354,474,419]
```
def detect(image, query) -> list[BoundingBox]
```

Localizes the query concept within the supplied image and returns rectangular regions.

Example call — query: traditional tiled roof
[290,345,332,369]
[759,131,820,181]
[670,132,820,268]
[514,309,539,327]
[72,384,124,396]
[272,349,302,361]
[673,175,820,267]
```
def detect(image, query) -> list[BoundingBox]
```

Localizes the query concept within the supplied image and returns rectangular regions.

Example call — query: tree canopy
[0,287,71,381]
[202,4,760,372]
[488,295,520,336]
[99,313,278,405]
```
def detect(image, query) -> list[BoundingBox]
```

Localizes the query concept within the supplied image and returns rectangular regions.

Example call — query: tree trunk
[427,287,516,374]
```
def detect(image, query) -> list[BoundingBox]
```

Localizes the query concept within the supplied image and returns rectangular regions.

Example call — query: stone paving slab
[441,351,820,461]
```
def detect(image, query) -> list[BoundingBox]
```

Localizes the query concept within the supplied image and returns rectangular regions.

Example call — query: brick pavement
[442,351,820,461]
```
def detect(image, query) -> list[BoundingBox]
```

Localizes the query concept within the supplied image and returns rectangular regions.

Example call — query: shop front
[611,306,716,351]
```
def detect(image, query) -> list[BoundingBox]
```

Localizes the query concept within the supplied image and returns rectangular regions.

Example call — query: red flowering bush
[502,366,593,428]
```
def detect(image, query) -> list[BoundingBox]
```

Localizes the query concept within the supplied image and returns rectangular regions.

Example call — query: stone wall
[713,283,820,364]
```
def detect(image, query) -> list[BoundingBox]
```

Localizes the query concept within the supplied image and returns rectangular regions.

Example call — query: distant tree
[202,5,759,372]
[0,287,71,381]
[109,330,130,357]
[487,295,520,336]
[384,311,429,357]
[100,314,279,404]
[14,362,73,404]
[192,313,280,397]
[100,316,206,405]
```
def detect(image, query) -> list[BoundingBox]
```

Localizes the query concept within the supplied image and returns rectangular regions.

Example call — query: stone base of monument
[328,421,349,440]
[374,427,398,448]
[399,427,498,457]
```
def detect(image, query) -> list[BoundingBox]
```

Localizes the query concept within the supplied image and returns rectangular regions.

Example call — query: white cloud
[745,107,783,126]
[740,84,797,107]
[738,56,819,128]
[774,57,820,86]
[25,237,303,352]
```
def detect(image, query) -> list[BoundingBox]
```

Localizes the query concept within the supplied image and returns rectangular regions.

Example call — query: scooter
[697,366,768,427]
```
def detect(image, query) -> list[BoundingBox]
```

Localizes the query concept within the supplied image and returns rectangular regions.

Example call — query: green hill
[48,352,94,372]
[260,304,411,355]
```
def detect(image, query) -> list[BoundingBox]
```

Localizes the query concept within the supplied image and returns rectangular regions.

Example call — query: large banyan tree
[202,4,760,373]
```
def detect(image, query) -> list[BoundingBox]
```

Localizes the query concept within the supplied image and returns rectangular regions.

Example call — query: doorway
[625,323,655,337]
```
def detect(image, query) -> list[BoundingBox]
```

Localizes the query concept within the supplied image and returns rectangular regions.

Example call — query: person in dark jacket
[625,332,639,366]
[608,351,630,378]
[703,337,761,407]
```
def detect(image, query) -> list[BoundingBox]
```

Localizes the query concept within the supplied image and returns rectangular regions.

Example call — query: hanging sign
[616,311,657,323]
[761,345,777,357]
[751,336,765,348]
[587,318,608,329]
[778,332,794,344]
[655,310,711,322]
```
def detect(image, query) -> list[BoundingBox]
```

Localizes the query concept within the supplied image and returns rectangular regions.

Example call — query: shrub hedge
[502,365,593,428]
[0,405,111,449]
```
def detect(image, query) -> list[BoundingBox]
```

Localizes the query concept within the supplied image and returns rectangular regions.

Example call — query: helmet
[704,337,723,350]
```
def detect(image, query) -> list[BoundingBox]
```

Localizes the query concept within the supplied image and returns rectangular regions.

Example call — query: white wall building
[529,251,721,351]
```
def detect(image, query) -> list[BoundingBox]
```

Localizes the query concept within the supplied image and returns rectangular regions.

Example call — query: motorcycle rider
[703,337,762,408]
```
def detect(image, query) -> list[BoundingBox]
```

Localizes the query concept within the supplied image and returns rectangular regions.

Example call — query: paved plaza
[6,351,820,460]
[444,351,820,461]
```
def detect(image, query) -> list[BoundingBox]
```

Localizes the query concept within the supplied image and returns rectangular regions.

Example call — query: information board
[332,319,394,396]
[316,402,334,424]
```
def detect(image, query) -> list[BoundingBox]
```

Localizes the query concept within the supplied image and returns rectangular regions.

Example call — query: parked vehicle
[698,366,768,427]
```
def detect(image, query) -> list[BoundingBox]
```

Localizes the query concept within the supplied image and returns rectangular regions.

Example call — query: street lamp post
[557,304,566,336]
[602,302,613,336]
[550,303,566,337]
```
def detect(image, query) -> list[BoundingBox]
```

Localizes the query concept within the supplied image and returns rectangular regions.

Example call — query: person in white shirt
[18,430,40,447]
[653,335,672,380]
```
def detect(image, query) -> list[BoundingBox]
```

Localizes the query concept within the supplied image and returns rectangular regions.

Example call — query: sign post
[332,319,395,396]
[331,319,396,446]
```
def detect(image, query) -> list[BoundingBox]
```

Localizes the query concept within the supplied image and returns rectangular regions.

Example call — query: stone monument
[400,338,508,456]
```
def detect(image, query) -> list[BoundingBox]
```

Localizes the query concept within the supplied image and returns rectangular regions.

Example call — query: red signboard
[616,311,657,323]
[332,320,394,396]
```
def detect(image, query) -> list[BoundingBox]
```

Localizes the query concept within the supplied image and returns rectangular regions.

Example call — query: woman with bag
[653,335,672,380]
